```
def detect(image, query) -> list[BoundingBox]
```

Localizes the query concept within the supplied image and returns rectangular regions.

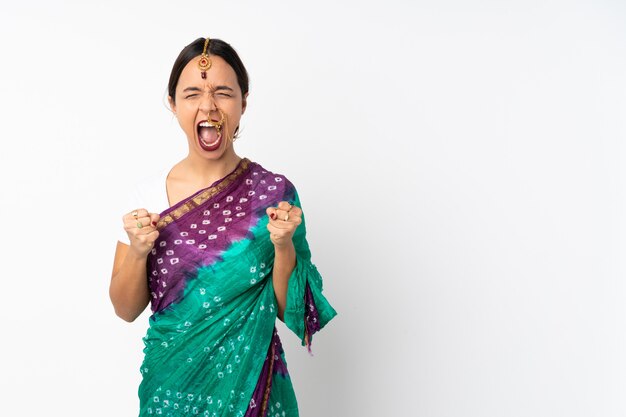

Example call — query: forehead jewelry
[198,37,212,79]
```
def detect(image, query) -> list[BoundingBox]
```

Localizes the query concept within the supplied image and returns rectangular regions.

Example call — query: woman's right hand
[123,208,161,258]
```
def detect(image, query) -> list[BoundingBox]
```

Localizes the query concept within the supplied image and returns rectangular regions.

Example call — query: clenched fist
[122,208,161,258]
[265,201,302,250]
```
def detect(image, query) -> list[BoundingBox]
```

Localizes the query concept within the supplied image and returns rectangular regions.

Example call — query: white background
[0,1,624,416]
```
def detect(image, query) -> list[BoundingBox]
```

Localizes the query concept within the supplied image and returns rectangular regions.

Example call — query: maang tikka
[196,37,237,144]
[198,38,212,79]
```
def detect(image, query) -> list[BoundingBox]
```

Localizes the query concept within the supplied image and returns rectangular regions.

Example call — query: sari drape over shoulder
[138,158,337,417]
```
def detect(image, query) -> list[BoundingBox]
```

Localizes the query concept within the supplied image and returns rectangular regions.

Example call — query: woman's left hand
[266,201,302,249]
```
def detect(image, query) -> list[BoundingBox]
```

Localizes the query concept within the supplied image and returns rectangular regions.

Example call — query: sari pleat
[136,158,337,417]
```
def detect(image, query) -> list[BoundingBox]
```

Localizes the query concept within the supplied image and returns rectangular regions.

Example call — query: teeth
[199,121,222,127]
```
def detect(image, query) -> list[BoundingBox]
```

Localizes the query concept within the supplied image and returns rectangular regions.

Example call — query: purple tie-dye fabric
[146,157,295,314]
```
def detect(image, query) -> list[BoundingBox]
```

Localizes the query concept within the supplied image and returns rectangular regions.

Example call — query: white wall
[0,1,624,416]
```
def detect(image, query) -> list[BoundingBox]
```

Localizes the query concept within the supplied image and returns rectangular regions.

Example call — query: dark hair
[167,38,249,105]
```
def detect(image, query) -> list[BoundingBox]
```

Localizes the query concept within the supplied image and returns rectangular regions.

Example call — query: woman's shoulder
[123,166,170,210]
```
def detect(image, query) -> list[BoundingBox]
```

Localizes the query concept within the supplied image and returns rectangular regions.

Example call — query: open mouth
[197,110,226,150]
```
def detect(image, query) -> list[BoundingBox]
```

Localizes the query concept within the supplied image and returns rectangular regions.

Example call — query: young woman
[109,37,337,416]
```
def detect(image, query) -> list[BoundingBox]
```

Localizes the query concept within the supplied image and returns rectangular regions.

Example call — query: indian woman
[109,37,338,417]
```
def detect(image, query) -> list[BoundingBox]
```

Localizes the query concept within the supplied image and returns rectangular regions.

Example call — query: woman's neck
[181,151,242,186]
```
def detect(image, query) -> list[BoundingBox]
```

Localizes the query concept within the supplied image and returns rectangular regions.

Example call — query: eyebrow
[182,85,235,93]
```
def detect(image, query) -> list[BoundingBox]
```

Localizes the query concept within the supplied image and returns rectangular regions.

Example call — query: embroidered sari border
[261,340,276,416]
[156,158,251,230]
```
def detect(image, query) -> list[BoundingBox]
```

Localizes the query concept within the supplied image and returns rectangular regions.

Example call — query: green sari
[137,157,337,416]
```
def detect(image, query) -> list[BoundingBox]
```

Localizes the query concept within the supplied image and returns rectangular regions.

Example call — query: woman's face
[169,55,247,160]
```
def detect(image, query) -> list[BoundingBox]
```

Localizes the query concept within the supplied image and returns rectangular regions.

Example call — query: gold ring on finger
[132,210,138,218]
[137,221,143,229]
[284,213,289,221]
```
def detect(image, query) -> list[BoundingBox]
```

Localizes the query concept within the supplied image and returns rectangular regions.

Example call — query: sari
[138,157,337,417]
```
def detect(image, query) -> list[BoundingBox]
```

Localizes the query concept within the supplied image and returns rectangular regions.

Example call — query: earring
[231,126,240,143]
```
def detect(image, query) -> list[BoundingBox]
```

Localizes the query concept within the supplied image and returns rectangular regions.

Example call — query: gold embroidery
[156,158,251,230]
[260,339,276,416]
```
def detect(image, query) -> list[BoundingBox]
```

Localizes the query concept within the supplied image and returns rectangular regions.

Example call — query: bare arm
[272,243,296,322]
[109,241,150,322]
